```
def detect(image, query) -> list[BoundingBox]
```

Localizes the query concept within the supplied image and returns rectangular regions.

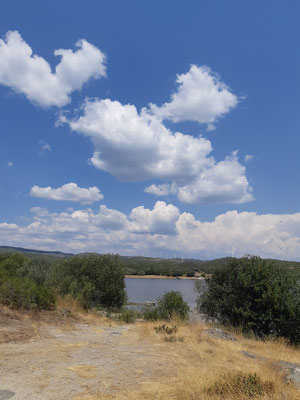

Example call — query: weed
[118,308,137,324]
[154,324,178,335]
[205,372,275,398]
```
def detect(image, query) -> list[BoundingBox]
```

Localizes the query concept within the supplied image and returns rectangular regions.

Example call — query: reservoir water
[125,277,198,309]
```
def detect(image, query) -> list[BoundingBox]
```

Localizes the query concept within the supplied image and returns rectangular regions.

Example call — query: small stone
[0,390,15,400]
[60,308,71,317]
[241,350,256,359]
[279,361,300,388]
[205,328,237,341]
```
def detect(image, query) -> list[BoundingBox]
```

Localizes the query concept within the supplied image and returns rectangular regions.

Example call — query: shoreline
[125,274,203,280]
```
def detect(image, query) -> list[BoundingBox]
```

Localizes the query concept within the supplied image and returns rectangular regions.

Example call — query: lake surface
[125,277,198,309]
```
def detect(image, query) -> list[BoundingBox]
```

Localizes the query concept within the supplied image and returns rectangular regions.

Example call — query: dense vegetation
[196,256,300,344]
[1,246,300,278]
[0,253,56,310]
[0,252,126,311]
[57,254,126,309]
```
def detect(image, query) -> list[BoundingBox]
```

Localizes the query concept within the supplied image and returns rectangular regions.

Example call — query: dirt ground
[0,312,171,400]
[1,307,299,400]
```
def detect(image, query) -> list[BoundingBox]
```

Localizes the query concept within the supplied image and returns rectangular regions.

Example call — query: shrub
[118,308,137,323]
[0,252,29,276]
[57,254,127,309]
[0,269,56,310]
[196,256,300,344]
[143,305,160,321]
[154,324,178,335]
[205,372,274,398]
[17,256,57,286]
[157,291,190,321]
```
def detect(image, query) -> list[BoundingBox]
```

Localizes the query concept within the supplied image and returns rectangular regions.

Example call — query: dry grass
[0,296,114,343]
[100,319,300,400]
[1,304,299,399]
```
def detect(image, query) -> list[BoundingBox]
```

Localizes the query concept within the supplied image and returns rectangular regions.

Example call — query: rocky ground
[0,314,170,400]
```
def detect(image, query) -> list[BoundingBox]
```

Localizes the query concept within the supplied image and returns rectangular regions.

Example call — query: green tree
[195,256,300,344]
[58,253,127,309]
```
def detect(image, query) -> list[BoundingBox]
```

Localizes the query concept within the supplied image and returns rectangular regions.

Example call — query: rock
[241,350,256,359]
[279,361,300,388]
[0,390,15,400]
[205,328,237,341]
[60,308,71,317]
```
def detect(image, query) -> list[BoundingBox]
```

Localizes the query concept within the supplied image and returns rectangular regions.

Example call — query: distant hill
[0,246,73,258]
[0,246,299,276]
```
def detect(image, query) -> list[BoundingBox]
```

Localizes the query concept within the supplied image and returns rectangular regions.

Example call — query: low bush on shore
[196,255,300,345]
[143,290,190,321]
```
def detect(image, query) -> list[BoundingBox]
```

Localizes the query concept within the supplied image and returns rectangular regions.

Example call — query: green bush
[0,269,56,310]
[205,372,274,398]
[0,252,29,276]
[157,291,190,321]
[0,254,56,310]
[196,256,300,344]
[57,253,127,309]
[17,256,58,286]
[143,305,160,321]
[118,308,138,323]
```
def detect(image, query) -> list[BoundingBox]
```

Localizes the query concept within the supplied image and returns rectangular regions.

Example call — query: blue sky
[1,0,300,259]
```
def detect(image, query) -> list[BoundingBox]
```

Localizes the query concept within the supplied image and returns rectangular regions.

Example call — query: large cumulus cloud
[62,98,253,205]
[1,202,300,260]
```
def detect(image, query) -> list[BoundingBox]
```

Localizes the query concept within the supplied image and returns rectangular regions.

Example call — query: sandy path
[0,321,169,399]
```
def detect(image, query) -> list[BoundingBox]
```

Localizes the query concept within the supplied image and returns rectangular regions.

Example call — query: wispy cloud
[38,141,51,156]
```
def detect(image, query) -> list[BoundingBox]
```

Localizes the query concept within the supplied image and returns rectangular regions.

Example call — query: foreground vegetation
[196,256,300,345]
[0,300,299,399]
[0,252,126,311]
[0,250,299,345]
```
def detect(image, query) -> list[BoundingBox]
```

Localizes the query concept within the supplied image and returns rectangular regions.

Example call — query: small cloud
[38,140,51,156]
[7,161,13,167]
[30,182,104,204]
[149,64,238,124]
[244,154,254,162]
[206,124,216,132]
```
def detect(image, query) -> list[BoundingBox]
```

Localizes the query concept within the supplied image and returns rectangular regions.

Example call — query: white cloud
[30,182,103,204]
[1,202,300,260]
[177,152,253,204]
[0,31,106,107]
[149,65,238,125]
[129,201,180,234]
[38,140,51,156]
[62,98,253,205]
[7,161,13,167]
[144,183,177,196]
[245,154,254,162]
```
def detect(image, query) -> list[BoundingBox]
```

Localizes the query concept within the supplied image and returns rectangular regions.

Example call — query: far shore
[125,274,204,280]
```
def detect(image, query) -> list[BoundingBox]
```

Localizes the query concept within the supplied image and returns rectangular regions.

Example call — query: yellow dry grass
[1,303,299,399]
[97,319,300,400]
[68,365,98,379]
